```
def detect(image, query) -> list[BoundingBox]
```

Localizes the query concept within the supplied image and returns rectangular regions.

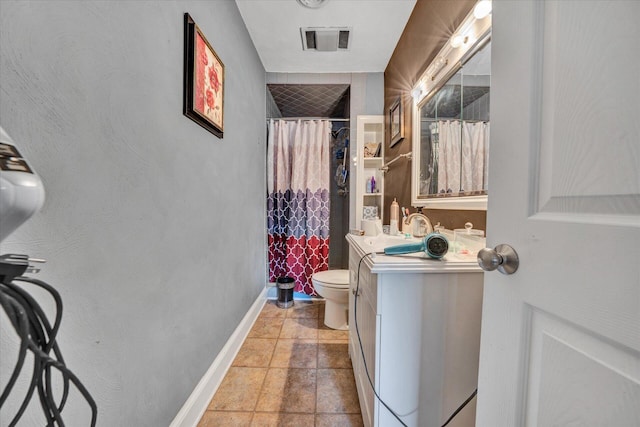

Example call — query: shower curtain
[437,120,462,194]
[462,121,490,192]
[437,120,490,193]
[267,119,331,296]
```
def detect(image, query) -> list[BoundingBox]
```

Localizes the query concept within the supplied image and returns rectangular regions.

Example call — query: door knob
[477,244,519,275]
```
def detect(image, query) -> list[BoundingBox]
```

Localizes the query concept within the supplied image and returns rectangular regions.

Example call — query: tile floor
[198,300,364,427]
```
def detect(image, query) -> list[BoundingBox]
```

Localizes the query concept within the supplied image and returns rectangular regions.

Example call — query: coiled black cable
[354,252,409,427]
[0,276,97,426]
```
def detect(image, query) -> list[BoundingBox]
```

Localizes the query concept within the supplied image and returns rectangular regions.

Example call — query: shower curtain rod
[420,118,488,123]
[267,117,350,122]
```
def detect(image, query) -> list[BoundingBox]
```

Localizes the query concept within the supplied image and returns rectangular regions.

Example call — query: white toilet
[312,269,350,330]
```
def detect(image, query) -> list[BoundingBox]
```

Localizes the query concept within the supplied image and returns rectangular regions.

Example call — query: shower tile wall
[266,89,282,118]
[462,91,490,121]
[329,121,349,269]
[267,84,349,118]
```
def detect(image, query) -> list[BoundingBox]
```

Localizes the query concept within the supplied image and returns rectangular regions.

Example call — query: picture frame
[389,96,404,147]
[183,13,224,138]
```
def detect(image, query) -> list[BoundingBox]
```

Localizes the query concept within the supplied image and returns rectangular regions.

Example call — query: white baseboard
[169,286,268,427]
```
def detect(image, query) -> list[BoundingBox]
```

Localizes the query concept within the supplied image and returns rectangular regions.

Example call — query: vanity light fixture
[451,35,468,48]
[427,57,448,82]
[411,81,427,101]
[473,0,492,19]
[410,0,491,105]
[411,87,422,101]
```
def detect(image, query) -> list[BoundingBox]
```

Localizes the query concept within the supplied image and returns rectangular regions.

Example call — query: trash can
[276,276,295,308]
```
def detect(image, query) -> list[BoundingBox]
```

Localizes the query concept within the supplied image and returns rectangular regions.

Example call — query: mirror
[411,11,491,210]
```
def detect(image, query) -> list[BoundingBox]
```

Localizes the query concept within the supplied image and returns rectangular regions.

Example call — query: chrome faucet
[404,213,433,237]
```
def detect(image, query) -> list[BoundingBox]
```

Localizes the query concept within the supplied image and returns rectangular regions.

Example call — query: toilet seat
[312,270,349,288]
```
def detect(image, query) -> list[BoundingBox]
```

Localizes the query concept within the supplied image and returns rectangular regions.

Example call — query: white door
[477,1,640,426]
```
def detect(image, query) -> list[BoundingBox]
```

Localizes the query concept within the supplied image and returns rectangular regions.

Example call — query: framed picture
[183,13,224,138]
[389,97,404,147]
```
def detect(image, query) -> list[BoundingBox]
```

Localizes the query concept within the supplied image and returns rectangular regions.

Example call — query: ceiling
[235,0,417,73]
[236,0,417,118]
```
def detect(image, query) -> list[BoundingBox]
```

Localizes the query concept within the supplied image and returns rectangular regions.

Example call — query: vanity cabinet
[347,234,484,427]
[355,115,384,230]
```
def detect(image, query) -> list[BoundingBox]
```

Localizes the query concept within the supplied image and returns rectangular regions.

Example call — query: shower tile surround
[266,110,351,271]
[267,84,350,118]
[329,121,350,269]
[198,300,363,427]
[265,72,385,272]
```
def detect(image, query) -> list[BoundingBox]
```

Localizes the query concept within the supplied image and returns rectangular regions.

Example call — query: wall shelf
[356,115,384,229]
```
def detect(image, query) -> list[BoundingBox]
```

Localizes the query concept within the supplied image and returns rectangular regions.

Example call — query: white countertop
[346,233,483,274]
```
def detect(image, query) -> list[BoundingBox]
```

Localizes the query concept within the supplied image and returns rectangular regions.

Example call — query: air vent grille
[305,31,316,49]
[300,27,351,51]
[338,31,350,49]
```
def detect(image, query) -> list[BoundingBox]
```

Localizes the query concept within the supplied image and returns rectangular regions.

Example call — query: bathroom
[1,1,637,426]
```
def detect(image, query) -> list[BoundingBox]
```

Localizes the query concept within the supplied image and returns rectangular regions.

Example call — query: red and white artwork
[194,31,223,130]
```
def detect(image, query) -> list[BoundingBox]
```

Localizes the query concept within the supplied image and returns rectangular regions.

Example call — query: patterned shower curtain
[267,119,331,296]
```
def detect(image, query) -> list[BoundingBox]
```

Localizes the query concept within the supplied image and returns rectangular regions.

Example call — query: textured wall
[383,0,487,230]
[0,1,266,425]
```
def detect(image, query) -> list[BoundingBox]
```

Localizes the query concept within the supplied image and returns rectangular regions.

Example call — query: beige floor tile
[270,339,318,369]
[248,317,284,339]
[279,317,319,340]
[316,369,361,414]
[255,368,317,413]
[233,338,277,367]
[208,367,267,411]
[317,342,351,369]
[251,412,315,426]
[198,299,364,427]
[285,301,321,318]
[318,327,349,341]
[198,411,253,427]
[315,414,364,427]
[259,300,287,319]
[317,309,349,341]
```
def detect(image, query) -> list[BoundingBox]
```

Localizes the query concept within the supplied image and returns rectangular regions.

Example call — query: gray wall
[0,1,266,426]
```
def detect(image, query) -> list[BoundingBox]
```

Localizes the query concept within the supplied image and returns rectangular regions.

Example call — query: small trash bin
[276,276,295,308]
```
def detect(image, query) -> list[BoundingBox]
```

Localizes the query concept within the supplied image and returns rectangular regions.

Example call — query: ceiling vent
[301,27,351,51]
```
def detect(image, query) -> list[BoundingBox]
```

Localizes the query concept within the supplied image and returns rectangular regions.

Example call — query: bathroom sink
[362,233,421,253]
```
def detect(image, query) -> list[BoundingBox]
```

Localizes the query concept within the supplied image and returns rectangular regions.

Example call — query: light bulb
[451,35,465,48]
[411,87,422,101]
[473,0,492,19]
